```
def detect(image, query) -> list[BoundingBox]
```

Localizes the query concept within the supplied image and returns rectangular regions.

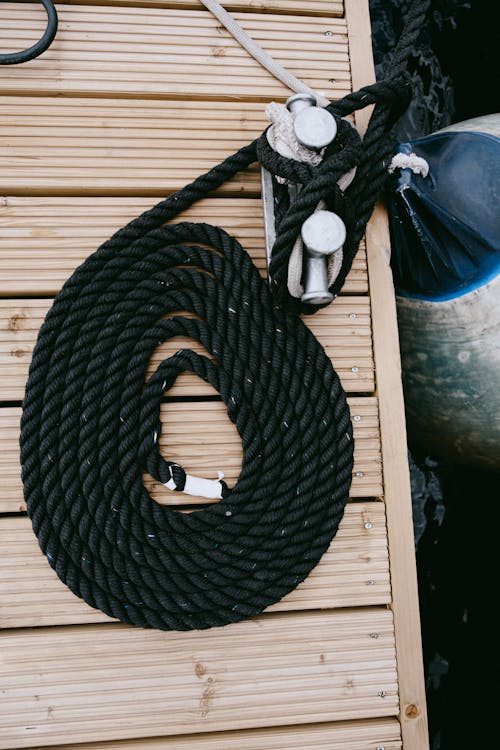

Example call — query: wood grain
[0,609,398,749]
[0,398,382,513]
[0,196,368,295]
[0,296,374,399]
[0,1,429,748]
[0,98,265,196]
[345,1,429,747]
[0,4,349,100]
[48,1,344,17]
[366,207,429,749]
[21,718,401,750]
[0,501,390,629]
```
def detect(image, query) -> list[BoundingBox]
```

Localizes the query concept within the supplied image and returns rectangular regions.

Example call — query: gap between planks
[0,501,390,628]
[0,197,368,296]
[0,296,374,399]
[11,1,344,17]
[345,0,429,747]
[0,398,383,514]
[0,608,398,749]
[0,4,349,101]
[14,717,401,750]
[0,99,265,195]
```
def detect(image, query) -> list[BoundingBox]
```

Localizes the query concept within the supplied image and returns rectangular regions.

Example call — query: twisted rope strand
[21,184,353,630]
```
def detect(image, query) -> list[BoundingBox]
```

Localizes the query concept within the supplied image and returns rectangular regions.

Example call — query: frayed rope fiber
[20,0,430,631]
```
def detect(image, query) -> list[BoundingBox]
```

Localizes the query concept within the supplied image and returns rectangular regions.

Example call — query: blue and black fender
[388,114,500,470]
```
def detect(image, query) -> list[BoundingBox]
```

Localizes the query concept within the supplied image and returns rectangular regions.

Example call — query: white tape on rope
[164,471,225,500]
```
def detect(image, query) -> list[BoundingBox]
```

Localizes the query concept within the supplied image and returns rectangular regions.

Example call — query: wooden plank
[0,609,398,749]
[0,398,382,513]
[0,501,390,629]
[0,295,374,399]
[151,398,382,503]
[0,5,350,100]
[366,207,429,749]
[0,196,368,295]
[47,1,344,17]
[0,98,267,196]
[345,1,429,747]
[20,718,401,750]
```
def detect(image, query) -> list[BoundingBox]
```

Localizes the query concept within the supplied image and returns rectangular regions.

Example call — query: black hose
[0,0,58,65]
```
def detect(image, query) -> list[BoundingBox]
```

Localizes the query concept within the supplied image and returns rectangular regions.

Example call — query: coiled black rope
[21,146,353,630]
[0,0,58,65]
[20,0,430,630]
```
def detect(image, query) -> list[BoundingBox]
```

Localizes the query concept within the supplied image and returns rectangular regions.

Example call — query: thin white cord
[199,0,330,106]
[389,151,429,177]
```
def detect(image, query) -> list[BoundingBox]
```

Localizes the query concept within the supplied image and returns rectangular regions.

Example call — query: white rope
[199,0,330,106]
[265,102,324,168]
[389,151,430,177]
[200,1,353,298]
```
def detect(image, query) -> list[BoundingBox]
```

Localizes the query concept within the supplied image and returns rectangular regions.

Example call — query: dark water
[369,2,499,747]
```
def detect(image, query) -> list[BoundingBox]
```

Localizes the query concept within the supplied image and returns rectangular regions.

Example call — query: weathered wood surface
[0,197,368,294]
[49,1,344,16]
[0,296,374,399]
[0,0,428,747]
[0,502,390,628]
[0,399,382,514]
[345,1,429,746]
[0,98,264,195]
[19,718,402,750]
[0,609,398,749]
[0,4,349,100]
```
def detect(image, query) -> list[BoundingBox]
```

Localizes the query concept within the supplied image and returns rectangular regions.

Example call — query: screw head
[301,210,346,257]
[293,106,337,150]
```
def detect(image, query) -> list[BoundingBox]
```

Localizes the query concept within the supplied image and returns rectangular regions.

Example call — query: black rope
[259,0,431,310]
[0,0,58,65]
[21,149,353,630]
[20,0,429,631]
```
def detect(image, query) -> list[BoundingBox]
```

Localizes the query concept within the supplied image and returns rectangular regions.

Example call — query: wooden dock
[0,1,428,748]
